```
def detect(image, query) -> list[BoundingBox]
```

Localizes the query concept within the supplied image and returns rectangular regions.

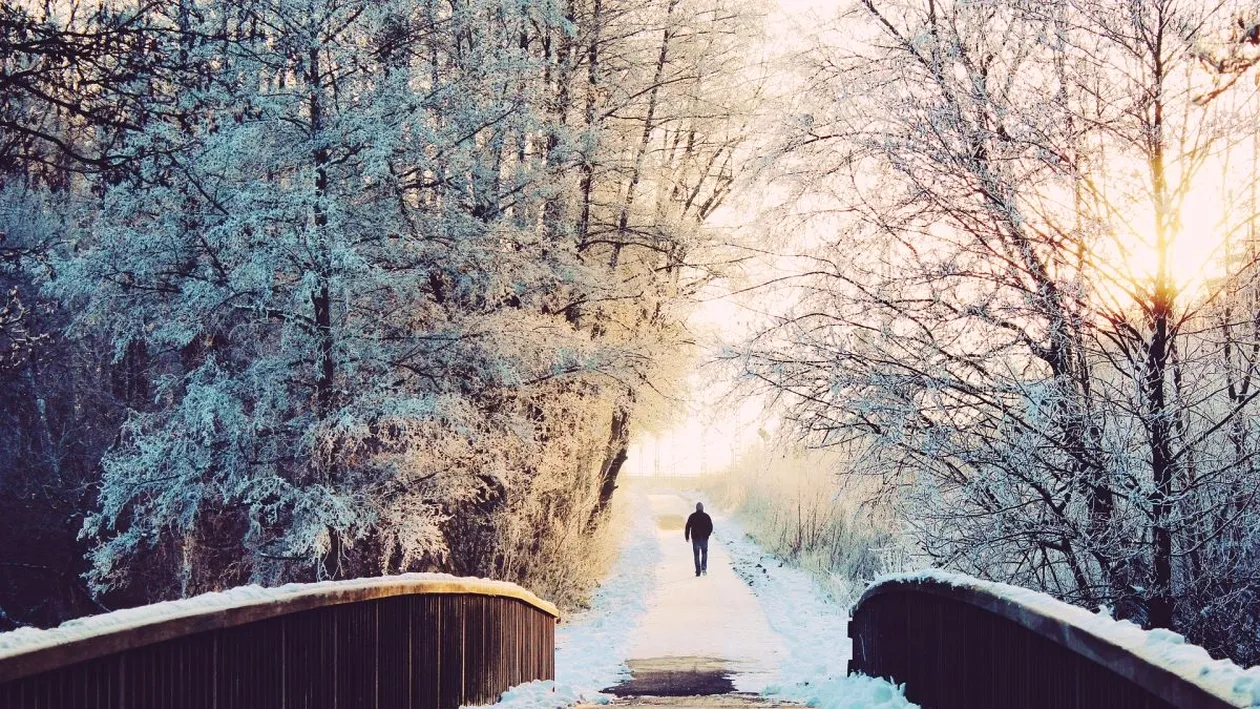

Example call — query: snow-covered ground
[488,487,916,709]
[508,483,1260,709]
[555,488,664,697]
[710,507,915,709]
[627,493,788,693]
[6,481,1251,709]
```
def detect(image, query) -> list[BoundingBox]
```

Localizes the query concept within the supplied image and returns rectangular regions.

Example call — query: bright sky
[626,0,1258,478]
[623,0,838,478]
[1094,157,1249,303]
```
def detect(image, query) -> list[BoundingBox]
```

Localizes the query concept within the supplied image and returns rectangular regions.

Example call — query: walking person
[684,502,713,577]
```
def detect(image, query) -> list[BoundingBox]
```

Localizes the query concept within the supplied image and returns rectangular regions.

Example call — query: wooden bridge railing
[849,572,1252,709]
[0,573,558,709]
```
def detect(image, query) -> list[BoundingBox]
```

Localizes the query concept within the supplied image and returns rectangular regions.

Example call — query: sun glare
[1092,165,1244,306]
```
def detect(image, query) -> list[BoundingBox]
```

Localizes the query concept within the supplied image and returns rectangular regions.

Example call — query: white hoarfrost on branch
[737,0,1260,665]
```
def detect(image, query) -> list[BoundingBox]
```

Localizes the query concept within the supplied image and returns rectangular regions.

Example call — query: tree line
[0,0,760,626]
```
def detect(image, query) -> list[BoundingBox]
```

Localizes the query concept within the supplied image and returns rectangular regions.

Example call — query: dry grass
[699,446,903,607]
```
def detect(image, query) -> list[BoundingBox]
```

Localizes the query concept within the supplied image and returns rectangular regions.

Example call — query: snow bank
[489,680,583,709]
[713,511,917,709]
[553,489,661,699]
[0,572,551,659]
[476,489,661,709]
[879,570,1260,708]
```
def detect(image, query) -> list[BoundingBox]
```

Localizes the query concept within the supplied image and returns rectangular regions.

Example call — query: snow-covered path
[625,493,788,693]
[491,484,915,709]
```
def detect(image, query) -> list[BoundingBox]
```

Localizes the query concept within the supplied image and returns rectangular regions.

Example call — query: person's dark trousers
[692,537,709,576]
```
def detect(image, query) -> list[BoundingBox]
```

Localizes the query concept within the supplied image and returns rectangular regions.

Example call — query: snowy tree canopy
[735,0,1260,664]
[0,0,762,612]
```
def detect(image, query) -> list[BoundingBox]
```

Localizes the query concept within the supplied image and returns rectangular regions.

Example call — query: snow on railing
[850,570,1260,709]
[0,572,559,709]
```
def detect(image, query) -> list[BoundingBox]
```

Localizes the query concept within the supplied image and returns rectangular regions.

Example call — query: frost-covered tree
[0,0,177,627]
[0,0,764,612]
[739,0,1260,663]
[452,0,765,602]
[48,0,593,595]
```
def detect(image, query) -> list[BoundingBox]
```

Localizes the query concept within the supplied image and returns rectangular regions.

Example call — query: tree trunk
[1144,30,1177,630]
[309,45,335,417]
[589,404,629,530]
[577,0,602,246]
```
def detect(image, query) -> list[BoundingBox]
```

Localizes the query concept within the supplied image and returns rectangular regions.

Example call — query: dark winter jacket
[685,511,713,541]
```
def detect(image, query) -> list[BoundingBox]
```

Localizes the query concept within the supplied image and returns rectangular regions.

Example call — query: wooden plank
[410,594,442,709]
[376,596,410,709]
[282,608,337,709]
[335,602,377,709]
[211,617,284,709]
[439,594,465,709]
